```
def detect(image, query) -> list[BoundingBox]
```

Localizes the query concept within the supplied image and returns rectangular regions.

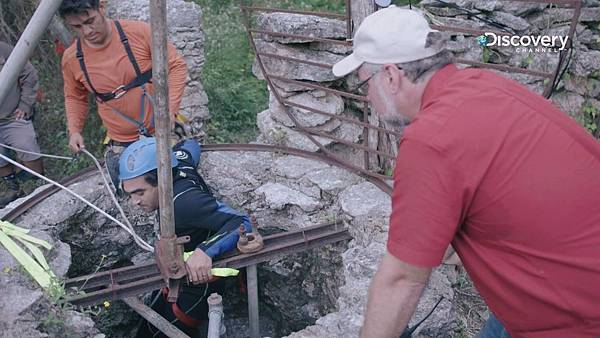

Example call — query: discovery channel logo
[477,32,569,53]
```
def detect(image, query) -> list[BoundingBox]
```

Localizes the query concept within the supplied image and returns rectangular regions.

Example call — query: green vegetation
[194,0,346,143]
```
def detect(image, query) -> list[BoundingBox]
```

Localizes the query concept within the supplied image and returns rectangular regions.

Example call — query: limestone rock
[305,167,361,193]
[339,182,391,218]
[256,12,347,44]
[572,50,600,78]
[253,40,343,82]
[255,182,321,212]
[551,91,586,118]
[257,109,333,152]
[490,12,531,32]
[269,90,344,128]
[272,156,329,179]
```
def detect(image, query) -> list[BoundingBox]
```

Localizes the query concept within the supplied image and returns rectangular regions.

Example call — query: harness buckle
[112,85,127,99]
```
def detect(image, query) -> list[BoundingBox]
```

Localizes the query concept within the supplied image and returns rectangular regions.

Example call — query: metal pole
[123,297,190,338]
[0,0,63,108]
[247,264,260,338]
[149,0,175,239]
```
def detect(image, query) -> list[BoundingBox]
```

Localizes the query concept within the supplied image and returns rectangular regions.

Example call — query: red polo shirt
[388,64,600,337]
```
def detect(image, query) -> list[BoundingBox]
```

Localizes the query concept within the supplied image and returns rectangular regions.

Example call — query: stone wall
[420,0,600,127]
[106,0,209,137]
[254,1,600,169]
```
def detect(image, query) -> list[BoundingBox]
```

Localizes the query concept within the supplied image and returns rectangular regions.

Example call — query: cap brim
[332,53,364,77]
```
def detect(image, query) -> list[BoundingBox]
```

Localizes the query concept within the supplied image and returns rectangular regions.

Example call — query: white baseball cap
[332,6,440,77]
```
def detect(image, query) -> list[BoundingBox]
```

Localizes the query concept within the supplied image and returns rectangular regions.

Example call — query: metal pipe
[247,264,260,338]
[123,297,190,338]
[149,0,176,239]
[250,29,351,45]
[241,5,346,19]
[0,0,63,108]
[207,293,226,338]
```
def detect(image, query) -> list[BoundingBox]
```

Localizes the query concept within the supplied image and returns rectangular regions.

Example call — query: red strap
[172,302,203,328]
[162,287,204,328]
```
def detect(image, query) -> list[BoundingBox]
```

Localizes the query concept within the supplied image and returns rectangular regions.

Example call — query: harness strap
[161,287,205,328]
[75,20,152,103]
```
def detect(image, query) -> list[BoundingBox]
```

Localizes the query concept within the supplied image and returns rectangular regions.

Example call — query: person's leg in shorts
[0,120,43,205]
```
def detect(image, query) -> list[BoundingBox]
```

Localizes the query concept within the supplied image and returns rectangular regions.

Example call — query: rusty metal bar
[270,75,368,102]
[300,127,397,159]
[281,99,403,137]
[455,58,552,78]
[250,29,351,45]
[500,0,579,5]
[543,0,581,97]
[257,52,333,69]
[362,101,370,171]
[345,0,352,39]
[241,5,346,19]
[247,9,390,185]
[65,221,343,291]
[65,225,352,307]
[123,297,190,338]
[430,24,512,37]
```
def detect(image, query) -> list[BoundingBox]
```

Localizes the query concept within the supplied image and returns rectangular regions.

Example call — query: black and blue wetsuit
[137,139,251,338]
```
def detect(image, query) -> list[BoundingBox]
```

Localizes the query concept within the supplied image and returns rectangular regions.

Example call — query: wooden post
[149,0,175,239]
[351,0,375,35]
[0,0,63,108]
[124,297,190,338]
[351,0,400,173]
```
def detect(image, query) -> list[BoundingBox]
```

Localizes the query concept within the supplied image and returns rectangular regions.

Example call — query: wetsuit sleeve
[61,53,89,135]
[174,188,250,258]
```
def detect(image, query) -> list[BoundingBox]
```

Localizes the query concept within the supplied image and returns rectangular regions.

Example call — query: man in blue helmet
[119,137,251,337]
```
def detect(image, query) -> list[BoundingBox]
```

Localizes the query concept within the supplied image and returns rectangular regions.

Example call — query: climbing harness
[76,20,154,137]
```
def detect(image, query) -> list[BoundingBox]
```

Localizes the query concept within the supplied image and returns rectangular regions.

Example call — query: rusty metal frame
[64,221,351,307]
[241,0,582,185]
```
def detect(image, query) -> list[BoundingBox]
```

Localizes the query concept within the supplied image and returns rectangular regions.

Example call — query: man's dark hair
[142,168,179,187]
[58,0,100,18]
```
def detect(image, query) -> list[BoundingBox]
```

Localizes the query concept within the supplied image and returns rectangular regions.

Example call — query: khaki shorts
[0,120,41,167]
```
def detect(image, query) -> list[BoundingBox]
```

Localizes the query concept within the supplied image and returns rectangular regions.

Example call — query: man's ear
[383,64,403,94]
[99,0,108,15]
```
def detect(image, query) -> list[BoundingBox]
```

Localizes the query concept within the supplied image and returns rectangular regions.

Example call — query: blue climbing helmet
[118,137,177,181]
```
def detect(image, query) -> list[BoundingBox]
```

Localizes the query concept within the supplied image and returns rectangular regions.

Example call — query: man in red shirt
[333,6,600,338]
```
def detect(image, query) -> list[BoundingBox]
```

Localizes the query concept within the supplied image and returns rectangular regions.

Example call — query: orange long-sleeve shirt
[61,20,188,142]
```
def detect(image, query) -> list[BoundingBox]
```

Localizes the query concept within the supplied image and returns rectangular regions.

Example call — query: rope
[81,149,153,251]
[0,142,73,160]
[0,152,154,252]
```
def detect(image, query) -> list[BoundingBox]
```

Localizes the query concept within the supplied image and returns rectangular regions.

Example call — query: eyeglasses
[352,69,382,94]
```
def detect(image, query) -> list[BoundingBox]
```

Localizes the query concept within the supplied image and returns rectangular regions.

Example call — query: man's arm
[16,57,39,118]
[61,54,89,152]
[360,252,431,338]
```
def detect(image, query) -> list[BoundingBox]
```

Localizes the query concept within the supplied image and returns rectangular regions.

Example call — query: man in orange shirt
[59,0,188,185]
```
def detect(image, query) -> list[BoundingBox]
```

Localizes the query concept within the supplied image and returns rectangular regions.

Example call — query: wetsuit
[136,139,250,338]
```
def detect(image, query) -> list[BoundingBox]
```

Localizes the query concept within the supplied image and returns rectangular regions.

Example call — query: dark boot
[0,174,21,207]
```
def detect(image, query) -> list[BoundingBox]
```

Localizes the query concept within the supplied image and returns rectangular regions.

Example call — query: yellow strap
[211,268,239,277]
[3,227,52,250]
[0,221,29,234]
[0,230,52,288]
[182,251,239,277]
